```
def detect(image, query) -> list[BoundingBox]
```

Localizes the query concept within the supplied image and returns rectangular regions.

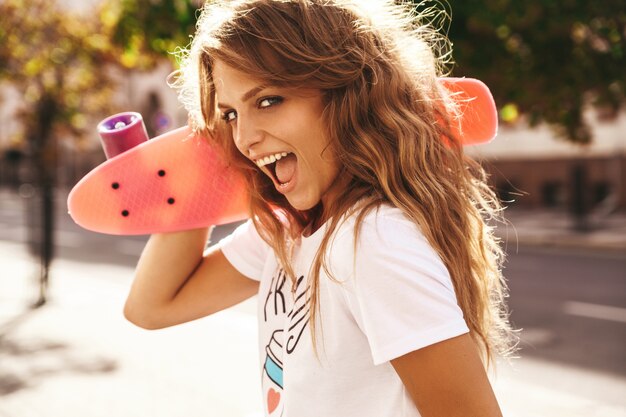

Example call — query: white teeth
[256,152,290,167]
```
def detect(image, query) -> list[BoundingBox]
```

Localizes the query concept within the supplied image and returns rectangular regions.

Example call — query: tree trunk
[31,93,57,307]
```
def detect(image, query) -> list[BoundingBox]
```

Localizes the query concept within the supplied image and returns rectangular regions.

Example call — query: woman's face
[212,59,341,213]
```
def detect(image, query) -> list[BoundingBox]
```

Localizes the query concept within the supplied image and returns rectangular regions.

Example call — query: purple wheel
[97,112,149,159]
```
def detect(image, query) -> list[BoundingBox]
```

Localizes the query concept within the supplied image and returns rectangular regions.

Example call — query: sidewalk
[0,240,263,417]
[496,208,626,255]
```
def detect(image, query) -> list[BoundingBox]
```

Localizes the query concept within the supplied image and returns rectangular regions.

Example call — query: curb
[497,233,626,257]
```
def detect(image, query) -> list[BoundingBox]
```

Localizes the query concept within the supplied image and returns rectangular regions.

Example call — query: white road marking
[518,327,555,347]
[563,301,626,324]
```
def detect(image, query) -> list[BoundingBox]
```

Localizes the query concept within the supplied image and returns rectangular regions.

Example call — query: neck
[310,170,351,233]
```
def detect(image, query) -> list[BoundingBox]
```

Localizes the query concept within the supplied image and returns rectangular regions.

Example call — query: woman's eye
[221,111,236,123]
[258,96,282,108]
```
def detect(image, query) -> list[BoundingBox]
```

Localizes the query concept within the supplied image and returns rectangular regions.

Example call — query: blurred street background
[1,0,625,416]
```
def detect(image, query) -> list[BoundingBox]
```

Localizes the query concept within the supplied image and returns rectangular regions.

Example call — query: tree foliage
[100,0,203,68]
[438,0,626,144]
[107,0,625,144]
[0,0,121,152]
[8,0,623,147]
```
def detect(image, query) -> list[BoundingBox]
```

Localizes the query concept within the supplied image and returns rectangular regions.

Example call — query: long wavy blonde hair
[172,0,517,366]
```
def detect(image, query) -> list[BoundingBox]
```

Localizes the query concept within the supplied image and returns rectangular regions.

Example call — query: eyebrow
[216,85,266,110]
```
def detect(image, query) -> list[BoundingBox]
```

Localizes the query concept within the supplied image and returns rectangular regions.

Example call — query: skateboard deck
[67,77,497,235]
[67,125,249,235]
[439,78,497,145]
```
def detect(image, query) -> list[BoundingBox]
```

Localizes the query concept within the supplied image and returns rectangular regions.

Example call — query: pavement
[1,187,625,417]
[495,208,626,255]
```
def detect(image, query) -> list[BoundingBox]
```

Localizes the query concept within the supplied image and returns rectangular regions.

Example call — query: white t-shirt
[219,204,469,417]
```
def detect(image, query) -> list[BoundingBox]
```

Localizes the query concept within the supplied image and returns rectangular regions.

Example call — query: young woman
[124,1,517,416]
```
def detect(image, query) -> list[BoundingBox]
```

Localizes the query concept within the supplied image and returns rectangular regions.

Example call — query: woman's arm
[391,333,502,417]
[124,227,259,329]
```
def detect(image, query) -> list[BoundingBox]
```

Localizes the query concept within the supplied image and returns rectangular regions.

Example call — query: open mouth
[255,152,296,186]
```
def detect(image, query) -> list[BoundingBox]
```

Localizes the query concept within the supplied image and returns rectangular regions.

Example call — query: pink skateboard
[67,78,497,235]
[439,78,498,145]
[67,122,249,235]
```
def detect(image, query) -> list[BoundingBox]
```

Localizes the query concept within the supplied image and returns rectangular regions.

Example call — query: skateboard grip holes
[122,210,129,217]
[167,198,175,205]
[112,182,120,190]
[158,170,166,177]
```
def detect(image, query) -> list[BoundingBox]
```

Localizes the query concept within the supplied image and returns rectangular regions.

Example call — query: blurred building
[467,111,626,213]
[0,61,187,189]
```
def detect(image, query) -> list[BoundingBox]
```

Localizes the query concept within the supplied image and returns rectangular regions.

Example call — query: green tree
[101,0,202,68]
[440,0,626,144]
[0,0,122,305]
[108,0,626,144]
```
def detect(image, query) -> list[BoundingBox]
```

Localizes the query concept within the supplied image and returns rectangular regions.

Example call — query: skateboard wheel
[98,112,149,159]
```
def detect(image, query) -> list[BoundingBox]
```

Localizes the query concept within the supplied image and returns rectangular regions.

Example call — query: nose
[233,115,263,156]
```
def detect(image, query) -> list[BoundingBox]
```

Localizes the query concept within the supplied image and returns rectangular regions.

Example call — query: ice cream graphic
[263,330,285,416]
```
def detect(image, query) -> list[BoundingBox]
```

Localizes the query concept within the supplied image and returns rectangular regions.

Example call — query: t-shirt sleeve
[334,212,470,365]
[217,220,271,281]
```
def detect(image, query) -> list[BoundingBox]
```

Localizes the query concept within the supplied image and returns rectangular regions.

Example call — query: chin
[285,195,320,212]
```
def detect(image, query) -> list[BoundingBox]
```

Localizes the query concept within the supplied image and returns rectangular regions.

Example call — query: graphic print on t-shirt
[263,268,287,322]
[263,329,284,415]
[285,275,309,354]
[261,269,310,416]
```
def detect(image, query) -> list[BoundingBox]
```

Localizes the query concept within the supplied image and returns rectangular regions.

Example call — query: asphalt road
[504,245,626,377]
